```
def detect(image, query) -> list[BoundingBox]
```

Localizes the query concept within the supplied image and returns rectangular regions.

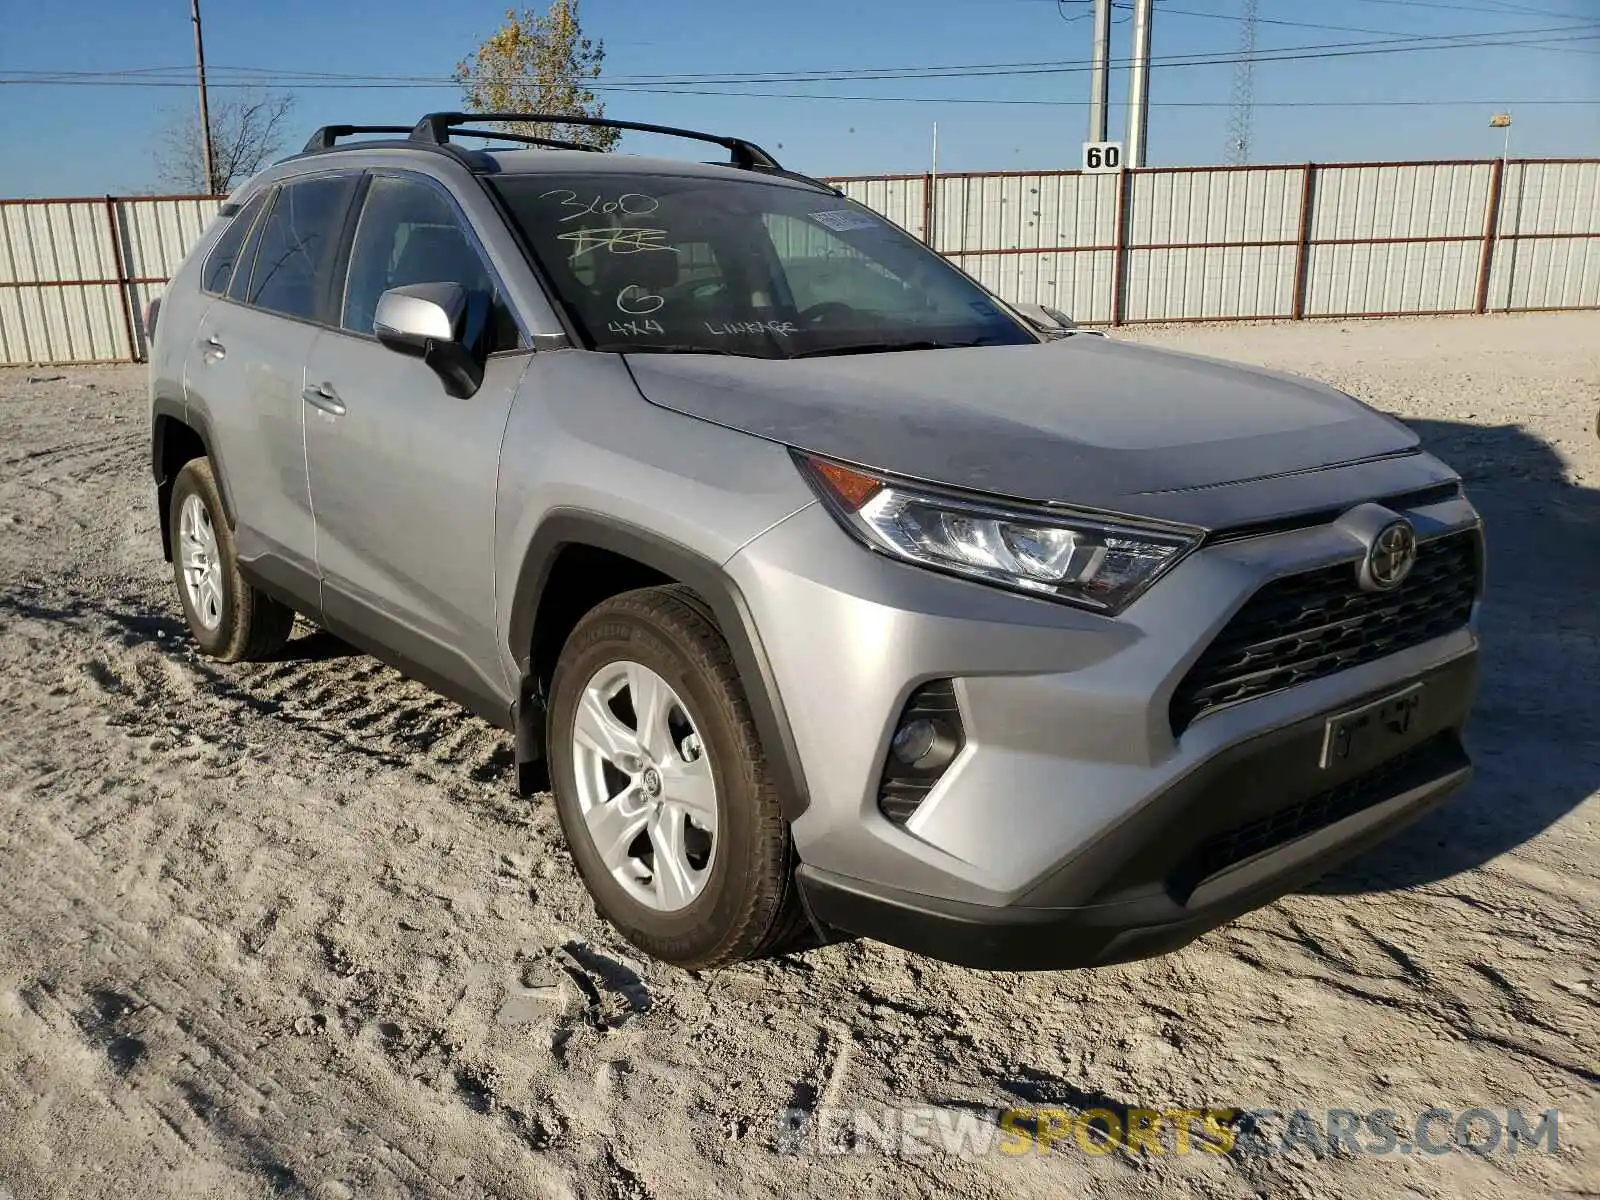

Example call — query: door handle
[201,335,226,362]
[301,383,346,417]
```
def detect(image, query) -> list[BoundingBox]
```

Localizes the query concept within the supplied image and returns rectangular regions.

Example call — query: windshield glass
[491,172,1036,358]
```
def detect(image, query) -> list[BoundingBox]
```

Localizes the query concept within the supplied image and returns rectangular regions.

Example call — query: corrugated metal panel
[1488,237,1600,311]
[1483,163,1600,309]
[931,172,1117,255]
[1311,163,1492,241]
[0,196,217,365]
[0,283,126,365]
[116,197,220,281]
[947,250,1116,322]
[0,199,127,364]
[1129,167,1302,246]
[0,201,114,284]
[1119,167,1303,321]
[1496,161,1600,236]
[1124,246,1298,322]
[836,177,926,241]
[1303,241,1482,316]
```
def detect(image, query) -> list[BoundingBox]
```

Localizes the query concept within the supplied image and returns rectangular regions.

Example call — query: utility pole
[1127,0,1154,168]
[1088,0,1112,144]
[191,0,217,194]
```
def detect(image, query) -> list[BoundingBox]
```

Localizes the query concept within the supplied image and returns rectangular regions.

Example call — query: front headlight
[796,453,1200,614]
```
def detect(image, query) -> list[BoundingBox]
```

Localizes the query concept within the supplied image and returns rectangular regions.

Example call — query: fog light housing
[879,681,965,825]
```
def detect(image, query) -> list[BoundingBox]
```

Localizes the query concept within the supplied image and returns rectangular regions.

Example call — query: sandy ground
[0,312,1597,1200]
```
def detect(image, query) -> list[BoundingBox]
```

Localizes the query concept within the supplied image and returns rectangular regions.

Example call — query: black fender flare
[151,397,236,527]
[508,510,812,821]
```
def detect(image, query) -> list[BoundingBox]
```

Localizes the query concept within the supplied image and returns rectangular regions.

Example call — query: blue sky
[0,0,1596,196]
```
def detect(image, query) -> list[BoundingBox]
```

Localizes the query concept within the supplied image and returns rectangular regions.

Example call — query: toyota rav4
[146,113,1482,971]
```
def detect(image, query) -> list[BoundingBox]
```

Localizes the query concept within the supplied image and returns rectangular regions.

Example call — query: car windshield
[491,172,1037,359]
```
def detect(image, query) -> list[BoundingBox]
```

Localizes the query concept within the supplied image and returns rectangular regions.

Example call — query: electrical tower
[1225,0,1259,165]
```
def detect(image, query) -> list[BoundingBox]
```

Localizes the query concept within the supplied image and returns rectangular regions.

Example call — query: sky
[0,0,1596,197]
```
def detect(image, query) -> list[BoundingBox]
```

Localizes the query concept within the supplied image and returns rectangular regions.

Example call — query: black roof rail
[302,124,415,152]
[448,127,605,154]
[412,112,784,172]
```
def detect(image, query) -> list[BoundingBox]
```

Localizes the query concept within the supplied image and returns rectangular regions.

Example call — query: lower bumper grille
[1171,528,1481,734]
[1172,732,1466,897]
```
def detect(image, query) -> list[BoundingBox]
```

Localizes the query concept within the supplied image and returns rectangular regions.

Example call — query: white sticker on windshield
[808,209,882,232]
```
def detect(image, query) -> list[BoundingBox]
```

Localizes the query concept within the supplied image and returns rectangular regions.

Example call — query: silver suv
[147,113,1482,971]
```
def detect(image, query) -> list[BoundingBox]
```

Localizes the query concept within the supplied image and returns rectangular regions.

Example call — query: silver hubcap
[571,660,716,913]
[178,493,224,631]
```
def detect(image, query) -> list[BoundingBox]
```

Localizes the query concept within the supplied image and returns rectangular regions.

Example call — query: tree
[152,91,297,195]
[454,1,619,151]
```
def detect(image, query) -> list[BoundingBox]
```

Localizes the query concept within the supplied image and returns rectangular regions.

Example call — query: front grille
[1170,529,1480,734]
[1172,733,1463,896]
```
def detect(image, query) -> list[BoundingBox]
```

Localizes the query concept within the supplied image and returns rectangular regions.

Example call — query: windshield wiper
[788,339,981,359]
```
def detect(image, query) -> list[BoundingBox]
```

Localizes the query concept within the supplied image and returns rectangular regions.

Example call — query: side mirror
[1012,301,1079,337]
[373,282,484,398]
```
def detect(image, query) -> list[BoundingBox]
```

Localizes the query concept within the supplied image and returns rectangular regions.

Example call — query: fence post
[922,172,936,251]
[1111,167,1129,326]
[1291,163,1317,321]
[102,196,138,362]
[1475,158,1506,315]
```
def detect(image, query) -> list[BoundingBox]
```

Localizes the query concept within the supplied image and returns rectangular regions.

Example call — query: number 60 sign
[1082,142,1123,173]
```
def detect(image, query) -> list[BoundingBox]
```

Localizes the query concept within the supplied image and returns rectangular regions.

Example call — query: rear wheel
[169,458,295,662]
[548,586,801,968]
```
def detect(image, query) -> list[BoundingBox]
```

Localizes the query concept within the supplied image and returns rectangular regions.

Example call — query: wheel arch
[151,398,235,561]
[509,510,811,821]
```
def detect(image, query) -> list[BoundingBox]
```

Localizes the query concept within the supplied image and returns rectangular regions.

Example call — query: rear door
[187,172,359,592]
[302,170,528,714]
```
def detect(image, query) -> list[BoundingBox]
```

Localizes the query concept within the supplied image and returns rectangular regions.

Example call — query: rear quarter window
[200,192,267,295]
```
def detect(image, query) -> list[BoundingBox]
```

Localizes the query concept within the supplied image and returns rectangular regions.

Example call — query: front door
[303,172,528,714]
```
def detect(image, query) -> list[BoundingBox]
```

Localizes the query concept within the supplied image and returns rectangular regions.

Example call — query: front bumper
[726,478,1481,969]
[795,654,1474,970]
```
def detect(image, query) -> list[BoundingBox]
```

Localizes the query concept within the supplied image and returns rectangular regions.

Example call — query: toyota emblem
[1359,519,1418,593]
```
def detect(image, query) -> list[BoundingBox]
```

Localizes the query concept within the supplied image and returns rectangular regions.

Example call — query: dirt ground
[0,312,1596,1200]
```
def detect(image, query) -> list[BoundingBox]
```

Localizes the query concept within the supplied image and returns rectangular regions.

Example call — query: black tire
[168,458,295,662]
[548,585,802,969]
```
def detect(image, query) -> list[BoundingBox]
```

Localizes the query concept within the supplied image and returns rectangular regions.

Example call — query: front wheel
[548,586,801,968]
[168,458,294,662]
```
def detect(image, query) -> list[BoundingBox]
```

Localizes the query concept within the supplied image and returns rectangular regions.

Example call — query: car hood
[623,337,1444,528]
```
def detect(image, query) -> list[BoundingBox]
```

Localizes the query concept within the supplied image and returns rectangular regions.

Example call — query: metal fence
[833,157,1600,325]
[0,194,221,366]
[1,157,1596,366]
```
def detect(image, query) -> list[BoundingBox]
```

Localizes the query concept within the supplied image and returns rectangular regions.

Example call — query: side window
[341,175,519,352]
[239,174,358,322]
[201,192,267,295]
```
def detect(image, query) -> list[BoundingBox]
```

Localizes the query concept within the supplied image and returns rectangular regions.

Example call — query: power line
[1344,0,1587,18]
[1135,0,1600,53]
[4,20,1596,91]
[3,71,1593,111]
